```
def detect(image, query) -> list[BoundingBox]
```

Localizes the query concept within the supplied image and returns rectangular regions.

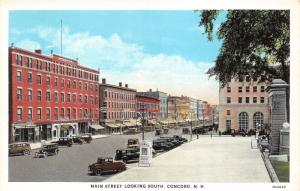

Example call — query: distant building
[99,79,137,133]
[136,95,160,120]
[9,46,100,143]
[137,89,167,119]
[218,77,269,132]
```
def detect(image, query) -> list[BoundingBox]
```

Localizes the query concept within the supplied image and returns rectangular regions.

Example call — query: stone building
[218,76,269,132]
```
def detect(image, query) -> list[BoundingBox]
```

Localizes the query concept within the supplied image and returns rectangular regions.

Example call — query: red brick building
[9,46,100,143]
[99,79,137,133]
[136,94,160,120]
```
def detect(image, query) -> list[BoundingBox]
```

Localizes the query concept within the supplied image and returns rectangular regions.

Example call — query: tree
[197,10,290,86]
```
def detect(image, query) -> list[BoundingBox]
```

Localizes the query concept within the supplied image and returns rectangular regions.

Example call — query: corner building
[218,77,269,132]
[9,46,100,143]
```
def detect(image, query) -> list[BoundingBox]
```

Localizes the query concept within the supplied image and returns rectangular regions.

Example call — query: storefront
[40,124,52,141]
[89,124,105,135]
[78,122,89,134]
[52,122,78,138]
[13,123,39,143]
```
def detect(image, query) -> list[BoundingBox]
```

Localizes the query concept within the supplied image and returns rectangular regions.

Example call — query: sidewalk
[105,136,271,182]
[30,134,109,150]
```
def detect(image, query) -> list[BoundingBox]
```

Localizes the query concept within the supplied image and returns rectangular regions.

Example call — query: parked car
[52,137,73,147]
[35,143,59,158]
[9,142,31,156]
[159,137,182,147]
[173,135,188,143]
[155,128,161,136]
[88,157,126,176]
[115,148,140,163]
[127,138,139,149]
[80,133,92,143]
[152,139,172,151]
[71,136,83,144]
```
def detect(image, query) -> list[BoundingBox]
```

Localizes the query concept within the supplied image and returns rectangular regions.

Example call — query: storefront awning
[14,123,37,129]
[89,124,105,130]
[106,123,119,128]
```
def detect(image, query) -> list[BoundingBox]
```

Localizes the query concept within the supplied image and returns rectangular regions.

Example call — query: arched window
[239,112,249,130]
[253,112,264,129]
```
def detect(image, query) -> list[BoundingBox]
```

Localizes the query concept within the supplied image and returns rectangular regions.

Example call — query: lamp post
[190,112,193,141]
[141,103,146,140]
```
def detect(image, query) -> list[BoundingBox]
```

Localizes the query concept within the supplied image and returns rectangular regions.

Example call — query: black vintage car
[115,148,140,163]
[53,137,73,147]
[35,143,59,158]
[173,135,188,143]
[159,137,182,147]
[152,139,172,151]
[80,133,93,143]
[71,136,83,144]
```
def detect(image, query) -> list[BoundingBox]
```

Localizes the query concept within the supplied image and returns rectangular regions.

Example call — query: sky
[9,11,225,104]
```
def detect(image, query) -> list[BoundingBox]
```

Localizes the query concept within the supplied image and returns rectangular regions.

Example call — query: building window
[253,86,257,92]
[246,76,250,82]
[67,93,71,102]
[46,108,51,120]
[60,108,65,118]
[27,73,32,82]
[37,60,42,70]
[239,112,249,130]
[227,97,231,103]
[246,97,250,103]
[37,75,42,84]
[17,108,22,120]
[17,88,22,100]
[84,83,88,90]
[226,120,231,130]
[238,97,242,103]
[37,90,42,101]
[238,86,242,93]
[37,108,42,120]
[253,97,257,103]
[260,97,265,103]
[85,95,88,103]
[253,76,258,82]
[238,76,243,82]
[253,112,264,129]
[54,108,58,120]
[246,86,250,92]
[226,110,230,115]
[67,80,71,88]
[16,54,22,65]
[95,85,98,92]
[61,93,65,102]
[79,95,82,102]
[104,91,108,98]
[61,79,65,87]
[17,71,22,81]
[227,86,231,93]
[260,86,265,92]
[73,108,77,120]
[73,94,76,103]
[79,109,82,118]
[73,81,76,89]
[27,89,32,100]
[54,92,58,102]
[46,91,51,101]
[46,76,50,85]
[28,108,32,120]
[79,82,82,89]
[54,78,58,86]
[67,108,71,119]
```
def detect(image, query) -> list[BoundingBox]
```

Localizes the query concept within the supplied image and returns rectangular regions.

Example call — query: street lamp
[190,112,193,141]
[140,103,146,140]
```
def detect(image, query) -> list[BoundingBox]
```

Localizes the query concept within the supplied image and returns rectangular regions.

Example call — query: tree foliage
[197,10,290,86]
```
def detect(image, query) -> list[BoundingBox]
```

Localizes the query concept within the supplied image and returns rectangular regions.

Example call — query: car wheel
[95,169,102,176]
[23,150,30,155]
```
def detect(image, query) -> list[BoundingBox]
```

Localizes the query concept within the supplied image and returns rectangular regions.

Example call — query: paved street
[9,127,187,182]
[105,136,271,182]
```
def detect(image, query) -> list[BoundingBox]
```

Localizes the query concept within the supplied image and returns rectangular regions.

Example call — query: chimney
[35,49,42,54]
[119,82,122,87]
[102,78,106,84]
[125,84,128,88]
[149,89,152,92]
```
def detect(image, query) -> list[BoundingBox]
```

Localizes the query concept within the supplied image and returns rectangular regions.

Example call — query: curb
[261,152,279,182]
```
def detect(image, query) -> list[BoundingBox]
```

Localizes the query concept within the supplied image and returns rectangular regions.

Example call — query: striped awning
[89,124,105,130]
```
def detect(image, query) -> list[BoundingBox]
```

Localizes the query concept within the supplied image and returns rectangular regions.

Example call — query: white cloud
[14,26,218,104]
[15,39,41,51]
